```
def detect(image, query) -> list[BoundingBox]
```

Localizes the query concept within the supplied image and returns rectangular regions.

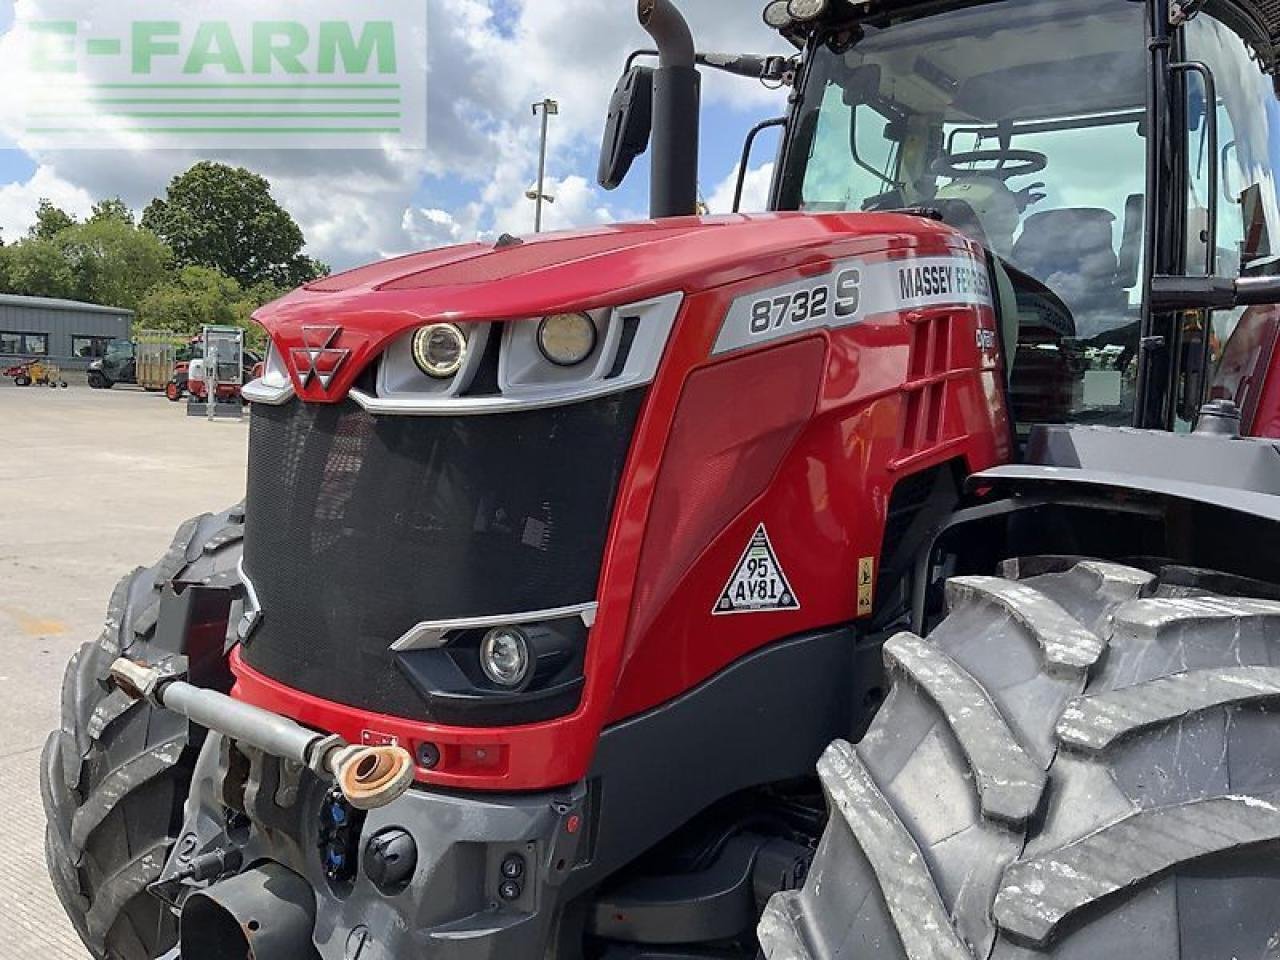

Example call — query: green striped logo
[8,2,426,150]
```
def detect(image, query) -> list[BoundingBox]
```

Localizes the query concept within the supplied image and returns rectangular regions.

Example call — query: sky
[0,0,791,271]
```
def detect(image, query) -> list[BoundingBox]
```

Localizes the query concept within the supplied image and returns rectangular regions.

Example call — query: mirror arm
[1151,274,1280,310]
[734,117,787,212]
[626,48,793,82]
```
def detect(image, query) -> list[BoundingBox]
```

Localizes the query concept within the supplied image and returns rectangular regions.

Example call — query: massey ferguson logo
[291,326,350,391]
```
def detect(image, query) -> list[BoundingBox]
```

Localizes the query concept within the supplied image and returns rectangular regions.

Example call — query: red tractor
[42,1,1280,958]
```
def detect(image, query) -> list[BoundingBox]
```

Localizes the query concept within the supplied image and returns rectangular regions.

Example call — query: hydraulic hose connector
[110,657,415,809]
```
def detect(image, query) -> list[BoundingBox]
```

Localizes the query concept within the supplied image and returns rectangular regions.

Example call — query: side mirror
[598,66,654,190]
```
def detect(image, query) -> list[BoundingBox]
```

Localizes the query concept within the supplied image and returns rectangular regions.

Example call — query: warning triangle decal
[713,523,800,615]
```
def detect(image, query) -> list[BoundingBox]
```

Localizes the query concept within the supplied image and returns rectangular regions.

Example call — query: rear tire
[41,508,245,960]
[15,375,30,386]
[761,558,1280,959]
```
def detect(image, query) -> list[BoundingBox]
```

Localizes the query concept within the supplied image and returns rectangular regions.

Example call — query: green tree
[137,265,242,335]
[56,217,172,310]
[142,161,329,288]
[29,199,77,240]
[0,239,77,299]
[137,266,277,350]
[87,197,136,226]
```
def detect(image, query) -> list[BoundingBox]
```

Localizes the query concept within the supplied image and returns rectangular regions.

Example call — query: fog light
[412,323,467,378]
[786,0,828,21]
[537,313,597,367]
[480,627,532,689]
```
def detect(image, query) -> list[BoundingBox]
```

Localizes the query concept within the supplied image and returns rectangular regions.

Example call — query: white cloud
[0,165,95,241]
[0,0,790,267]
[707,160,775,215]
[402,205,472,251]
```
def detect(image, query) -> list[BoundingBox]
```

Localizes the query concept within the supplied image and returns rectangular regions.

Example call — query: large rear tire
[761,558,1280,959]
[41,508,245,960]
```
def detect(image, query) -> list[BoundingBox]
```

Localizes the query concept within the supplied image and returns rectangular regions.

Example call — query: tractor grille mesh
[240,393,642,719]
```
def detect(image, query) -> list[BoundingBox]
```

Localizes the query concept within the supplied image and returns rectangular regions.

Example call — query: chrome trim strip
[236,556,264,641]
[243,342,297,405]
[390,602,598,652]
[241,377,295,405]
[353,380,640,416]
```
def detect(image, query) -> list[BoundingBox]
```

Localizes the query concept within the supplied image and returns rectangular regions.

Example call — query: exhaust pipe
[638,0,700,218]
[180,863,319,960]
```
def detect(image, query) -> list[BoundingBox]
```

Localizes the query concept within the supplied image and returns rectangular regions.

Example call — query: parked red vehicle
[165,339,263,402]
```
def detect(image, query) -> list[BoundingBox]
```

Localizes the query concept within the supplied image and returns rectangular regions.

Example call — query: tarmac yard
[0,381,249,958]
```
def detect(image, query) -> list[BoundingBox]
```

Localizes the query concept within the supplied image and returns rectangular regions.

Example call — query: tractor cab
[769,0,1280,437]
[765,0,1280,435]
[778,0,1152,430]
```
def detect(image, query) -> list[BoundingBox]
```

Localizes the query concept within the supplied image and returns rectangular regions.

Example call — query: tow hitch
[110,656,416,810]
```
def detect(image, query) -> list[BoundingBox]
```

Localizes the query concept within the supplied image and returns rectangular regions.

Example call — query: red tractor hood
[256,211,964,401]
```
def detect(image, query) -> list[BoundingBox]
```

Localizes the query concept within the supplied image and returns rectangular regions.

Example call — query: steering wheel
[932,148,1048,181]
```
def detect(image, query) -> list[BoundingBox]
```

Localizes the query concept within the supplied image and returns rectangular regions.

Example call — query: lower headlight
[537,313,598,367]
[412,323,467,379]
[480,627,532,689]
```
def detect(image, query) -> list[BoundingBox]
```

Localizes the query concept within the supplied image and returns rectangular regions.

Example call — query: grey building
[0,294,133,371]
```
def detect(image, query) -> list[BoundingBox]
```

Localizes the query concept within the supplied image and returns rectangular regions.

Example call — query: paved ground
[0,379,248,958]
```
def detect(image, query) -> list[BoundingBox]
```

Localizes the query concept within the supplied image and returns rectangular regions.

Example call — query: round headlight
[411,323,467,379]
[480,627,532,689]
[786,0,828,21]
[763,0,792,28]
[537,313,598,367]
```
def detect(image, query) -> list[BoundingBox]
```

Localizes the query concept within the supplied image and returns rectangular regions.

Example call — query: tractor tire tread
[39,508,244,960]
[761,559,1280,959]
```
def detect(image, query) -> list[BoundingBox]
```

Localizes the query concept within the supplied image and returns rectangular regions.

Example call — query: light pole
[530,98,558,232]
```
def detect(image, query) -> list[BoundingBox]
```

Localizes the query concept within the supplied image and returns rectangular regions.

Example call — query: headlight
[536,313,598,367]
[763,0,792,28]
[411,323,467,379]
[786,0,827,21]
[479,627,532,689]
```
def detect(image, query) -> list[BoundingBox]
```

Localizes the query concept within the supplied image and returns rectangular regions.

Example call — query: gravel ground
[0,379,248,959]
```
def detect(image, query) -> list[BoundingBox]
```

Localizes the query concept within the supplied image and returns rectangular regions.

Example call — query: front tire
[87,372,107,389]
[761,558,1280,959]
[41,508,245,960]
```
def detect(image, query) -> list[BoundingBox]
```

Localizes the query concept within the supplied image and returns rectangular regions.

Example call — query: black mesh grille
[241,392,643,720]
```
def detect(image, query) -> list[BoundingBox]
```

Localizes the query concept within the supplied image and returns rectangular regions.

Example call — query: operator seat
[1011,208,1127,315]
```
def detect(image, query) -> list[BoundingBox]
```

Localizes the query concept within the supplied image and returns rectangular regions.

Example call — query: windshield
[779,0,1148,428]
[104,339,134,359]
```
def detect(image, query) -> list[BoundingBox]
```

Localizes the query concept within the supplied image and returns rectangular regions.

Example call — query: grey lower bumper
[165,732,588,960]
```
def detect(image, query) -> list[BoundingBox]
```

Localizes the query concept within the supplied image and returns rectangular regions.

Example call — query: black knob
[364,828,417,894]
[500,854,525,880]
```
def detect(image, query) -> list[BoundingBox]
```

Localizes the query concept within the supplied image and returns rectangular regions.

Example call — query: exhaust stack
[180,864,319,960]
[638,0,701,218]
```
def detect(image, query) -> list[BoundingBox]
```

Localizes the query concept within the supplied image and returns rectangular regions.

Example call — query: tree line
[0,161,328,347]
